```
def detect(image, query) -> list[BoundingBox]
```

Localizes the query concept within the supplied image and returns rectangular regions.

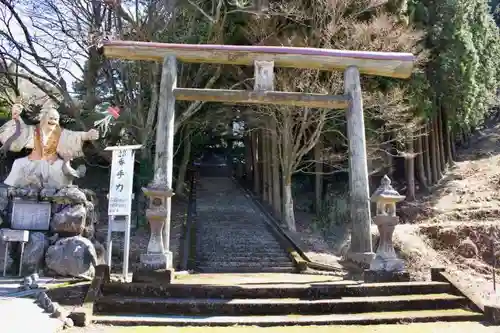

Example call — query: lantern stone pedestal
[364,175,409,283]
[134,185,174,284]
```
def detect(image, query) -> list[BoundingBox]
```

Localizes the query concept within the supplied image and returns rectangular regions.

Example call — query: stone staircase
[91,277,485,326]
[193,176,295,273]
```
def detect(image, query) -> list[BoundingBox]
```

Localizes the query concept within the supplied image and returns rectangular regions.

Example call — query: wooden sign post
[105,144,142,280]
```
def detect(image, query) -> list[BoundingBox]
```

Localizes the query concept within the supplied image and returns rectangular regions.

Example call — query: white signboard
[106,145,141,216]
[105,144,142,281]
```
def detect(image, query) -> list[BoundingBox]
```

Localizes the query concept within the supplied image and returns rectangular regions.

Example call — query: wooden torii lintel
[174,88,349,109]
[101,41,415,79]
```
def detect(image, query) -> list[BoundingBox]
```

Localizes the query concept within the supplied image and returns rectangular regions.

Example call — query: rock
[0,236,13,273]
[22,232,49,274]
[0,186,9,211]
[48,233,59,244]
[8,187,39,200]
[53,186,87,205]
[437,227,459,247]
[40,187,58,201]
[457,237,478,258]
[51,204,87,234]
[92,239,106,265]
[45,236,97,278]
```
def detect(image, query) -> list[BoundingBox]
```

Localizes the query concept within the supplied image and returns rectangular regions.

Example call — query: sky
[1,2,84,98]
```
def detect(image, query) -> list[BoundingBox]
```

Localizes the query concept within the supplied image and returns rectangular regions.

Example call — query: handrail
[179,166,198,271]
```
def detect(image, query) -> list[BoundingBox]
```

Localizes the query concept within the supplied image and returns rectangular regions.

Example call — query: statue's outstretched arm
[57,128,99,161]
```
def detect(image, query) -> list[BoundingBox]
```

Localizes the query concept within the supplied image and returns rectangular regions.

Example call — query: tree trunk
[433,115,443,178]
[429,121,439,184]
[415,129,428,190]
[442,108,454,165]
[314,140,323,214]
[451,128,457,160]
[437,110,446,170]
[422,125,432,186]
[384,138,394,178]
[281,109,296,231]
[270,118,281,216]
[266,134,273,206]
[405,138,416,200]
[252,131,260,194]
[244,134,253,182]
[283,175,296,232]
[261,131,269,202]
[175,124,191,196]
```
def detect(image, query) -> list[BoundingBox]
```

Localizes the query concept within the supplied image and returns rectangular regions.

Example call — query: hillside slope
[397,122,500,304]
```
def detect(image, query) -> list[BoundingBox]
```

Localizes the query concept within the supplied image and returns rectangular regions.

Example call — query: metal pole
[106,216,113,269]
[3,242,8,277]
[18,242,25,277]
[123,214,131,281]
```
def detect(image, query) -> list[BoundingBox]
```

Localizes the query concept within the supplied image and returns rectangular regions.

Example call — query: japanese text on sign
[108,148,135,215]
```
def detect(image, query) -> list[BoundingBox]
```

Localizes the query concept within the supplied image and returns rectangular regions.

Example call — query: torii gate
[101,41,415,275]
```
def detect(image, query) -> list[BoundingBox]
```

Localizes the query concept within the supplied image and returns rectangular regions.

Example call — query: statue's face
[40,108,60,130]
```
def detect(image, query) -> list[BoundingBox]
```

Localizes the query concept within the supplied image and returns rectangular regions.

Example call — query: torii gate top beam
[101,41,415,79]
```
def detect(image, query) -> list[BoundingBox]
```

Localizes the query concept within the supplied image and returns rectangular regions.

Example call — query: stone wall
[0,185,104,278]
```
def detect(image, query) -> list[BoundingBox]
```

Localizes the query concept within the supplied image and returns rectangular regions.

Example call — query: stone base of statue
[0,185,101,278]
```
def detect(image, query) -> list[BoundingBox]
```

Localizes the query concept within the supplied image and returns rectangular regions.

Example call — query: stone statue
[0,101,99,189]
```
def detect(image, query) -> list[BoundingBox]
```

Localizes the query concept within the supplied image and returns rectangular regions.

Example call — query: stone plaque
[11,199,51,231]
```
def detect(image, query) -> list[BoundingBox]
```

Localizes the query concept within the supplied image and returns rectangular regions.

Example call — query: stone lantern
[365,175,408,282]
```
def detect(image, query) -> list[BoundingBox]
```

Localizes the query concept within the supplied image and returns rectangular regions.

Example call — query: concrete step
[195,266,295,273]
[195,257,291,263]
[93,308,484,326]
[95,293,467,316]
[197,244,286,249]
[195,264,294,271]
[101,281,453,300]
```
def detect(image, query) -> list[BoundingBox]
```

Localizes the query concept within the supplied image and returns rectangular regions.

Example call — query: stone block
[139,251,173,270]
[345,251,376,267]
[132,268,175,284]
[68,308,91,327]
[484,304,500,324]
[370,256,405,272]
[363,269,410,283]
[51,204,87,234]
[22,232,49,274]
